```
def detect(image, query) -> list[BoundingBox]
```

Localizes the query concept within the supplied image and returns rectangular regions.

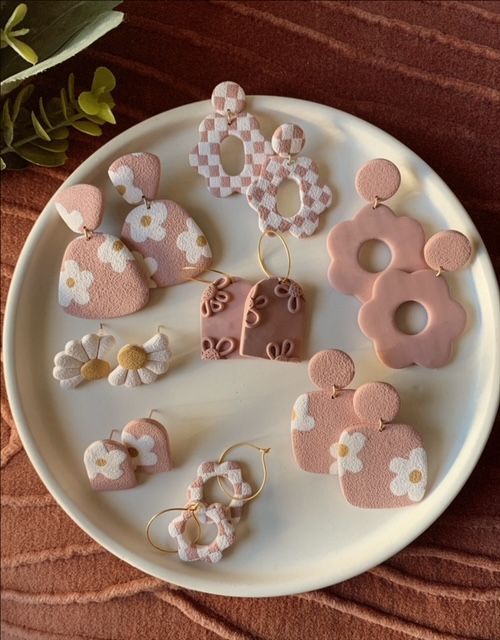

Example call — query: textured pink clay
[55,184,103,232]
[355,158,401,202]
[308,349,355,390]
[424,230,472,272]
[211,81,246,114]
[271,124,306,157]
[353,382,401,423]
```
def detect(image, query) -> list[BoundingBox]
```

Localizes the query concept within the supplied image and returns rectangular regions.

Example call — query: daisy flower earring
[108,327,172,387]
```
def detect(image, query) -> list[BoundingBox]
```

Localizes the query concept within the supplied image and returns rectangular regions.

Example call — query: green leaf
[78,90,99,116]
[51,125,69,139]
[3,33,38,64]
[2,98,14,145]
[30,110,50,140]
[11,82,33,120]
[91,66,115,92]
[0,156,6,170]
[33,138,69,152]
[1,3,124,94]
[72,120,102,136]
[60,86,69,118]
[38,96,52,128]
[85,113,105,125]
[97,101,115,124]
[1,150,28,169]
[4,3,28,32]
[67,72,77,107]
[15,141,66,166]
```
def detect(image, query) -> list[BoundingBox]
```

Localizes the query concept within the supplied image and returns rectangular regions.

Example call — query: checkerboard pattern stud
[272,123,306,157]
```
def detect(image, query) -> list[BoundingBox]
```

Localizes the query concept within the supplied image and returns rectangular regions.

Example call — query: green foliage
[0,3,38,65]
[0,67,117,170]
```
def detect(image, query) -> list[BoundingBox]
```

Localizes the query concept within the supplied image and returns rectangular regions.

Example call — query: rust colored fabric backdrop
[1,1,500,639]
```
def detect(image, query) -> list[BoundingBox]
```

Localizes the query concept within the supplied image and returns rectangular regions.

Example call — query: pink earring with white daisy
[108,152,213,287]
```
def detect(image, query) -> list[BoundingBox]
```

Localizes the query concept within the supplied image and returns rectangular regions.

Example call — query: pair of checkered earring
[84,411,173,491]
[189,81,333,239]
[146,442,270,563]
[52,326,171,389]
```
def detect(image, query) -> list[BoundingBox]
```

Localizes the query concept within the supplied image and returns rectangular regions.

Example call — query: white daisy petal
[291,394,315,431]
[125,370,141,387]
[53,365,82,381]
[108,366,128,386]
[97,334,116,359]
[146,349,171,362]
[81,333,100,360]
[121,433,157,468]
[127,202,167,243]
[54,352,82,369]
[137,367,157,384]
[97,235,134,273]
[389,447,427,503]
[333,432,366,477]
[144,360,169,375]
[59,374,84,390]
[176,218,211,264]
[143,332,169,353]
[104,449,129,479]
[64,340,89,363]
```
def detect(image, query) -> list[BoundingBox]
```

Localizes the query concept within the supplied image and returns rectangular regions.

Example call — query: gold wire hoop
[216,442,271,503]
[257,230,291,281]
[183,266,234,284]
[145,504,202,553]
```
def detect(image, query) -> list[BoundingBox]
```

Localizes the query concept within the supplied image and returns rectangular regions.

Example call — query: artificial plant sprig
[0,3,38,65]
[0,66,117,170]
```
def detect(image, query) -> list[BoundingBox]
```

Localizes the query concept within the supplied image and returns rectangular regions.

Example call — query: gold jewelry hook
[145,504,201,553]
[217,442,271,503]
[372,196,380,209]
[182,266,214,284]
[108,428,121,441]
[149,409,159,419]
[257,230,291,281]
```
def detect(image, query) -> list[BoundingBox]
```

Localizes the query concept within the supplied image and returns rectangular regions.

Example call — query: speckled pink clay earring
[333,382,428,508]
[54,184,150,318]
[246,123,333,238]
[327,158,427,302]
[358,229,472,368]
[291,349,359,475]
[240,231,306,362]
[108,152,212,287]
[189,81,272,197]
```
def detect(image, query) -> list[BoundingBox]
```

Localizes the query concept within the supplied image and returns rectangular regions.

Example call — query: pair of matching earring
[146,442,270,563]
[327,158,473,368]
[52,327,171,389]
[55,153,212,319]
[291,349,428,508]
[192,231,307,362]
[190,81,332,239]
[84,412,172,491]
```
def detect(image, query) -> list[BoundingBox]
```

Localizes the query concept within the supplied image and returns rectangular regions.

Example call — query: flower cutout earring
[246,123,332,238]
[53,327,116,389]
[108,328,172,387]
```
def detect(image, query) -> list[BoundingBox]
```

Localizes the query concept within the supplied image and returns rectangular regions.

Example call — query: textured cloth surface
[1,1,500,639]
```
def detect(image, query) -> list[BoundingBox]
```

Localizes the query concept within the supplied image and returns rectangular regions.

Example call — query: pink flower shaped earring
[54,184,149,318]
[246,124,333,238]
[189,81,272,197]
[108,152,212,286]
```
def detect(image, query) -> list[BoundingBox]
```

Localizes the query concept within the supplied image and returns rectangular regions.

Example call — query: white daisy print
[59,260,94,307]
[109,164,143,204]
[97,235,134,273]
[389,447,427,502]
[121,432,157,469]
[132,251,158,288]
[330,432,366,476]
[53,332,116,389]
[84,441,127,480]
[176,218,212,264]
[291,394,315,431]
[127,201,167,243]
[108,331,172,387]
[55,201,84,233]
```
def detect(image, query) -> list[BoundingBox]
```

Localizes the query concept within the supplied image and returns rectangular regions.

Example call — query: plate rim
[3,95,500,597]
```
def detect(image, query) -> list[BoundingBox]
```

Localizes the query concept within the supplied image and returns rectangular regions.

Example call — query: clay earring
[108,327,172,387]
[240,231,306,362]
[121,410,173,473]
[84,437,137,491]
[54,184,150,318]
[333,382,428,508]
[291,349,359,474]
[189,81,272,197]
[247,123,333,238]
[108,152,213,286]
[358,230,471,368]
[53,325,116,389]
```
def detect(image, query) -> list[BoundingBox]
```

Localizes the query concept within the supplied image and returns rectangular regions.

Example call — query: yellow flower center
[337,443,349,458]
[196,235,207,247]
[116,185,126,195]
[81,358,110,381]
[127,446,139,458]
[66,277,76,288]
[117,344,148,370]
[113,240,124,252]
[409,469,422,484]
[141,215,152,227]
[96,458,107,467]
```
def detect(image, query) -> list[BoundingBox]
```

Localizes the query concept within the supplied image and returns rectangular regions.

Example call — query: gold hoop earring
[146,504,201,553]
[217,442,271,503]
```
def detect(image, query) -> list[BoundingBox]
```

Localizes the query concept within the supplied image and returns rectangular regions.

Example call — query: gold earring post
[257,230,291,281]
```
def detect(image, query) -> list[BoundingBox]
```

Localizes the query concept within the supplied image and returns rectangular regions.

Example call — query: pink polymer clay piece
[200,277,254,360]
[358,268,467,368]
[291,349,358,474]
[54,184,103,232]
[83,439,136,492]
[240,276,306,362]
[189,81,272,197]
[121,418,172,474]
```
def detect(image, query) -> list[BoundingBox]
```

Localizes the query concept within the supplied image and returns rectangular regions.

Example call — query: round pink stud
[424,230,472,273]
[308,349,355,390]
[271,124,306,157]
[211,81,246,115]
[355,159,401,203]
[353,382,400,424]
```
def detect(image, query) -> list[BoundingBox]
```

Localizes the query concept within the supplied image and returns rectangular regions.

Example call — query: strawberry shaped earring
[54,184,149,318]
[108,152,212,286]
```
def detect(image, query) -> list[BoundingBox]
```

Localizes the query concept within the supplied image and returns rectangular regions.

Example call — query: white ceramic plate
[4,96,499,597]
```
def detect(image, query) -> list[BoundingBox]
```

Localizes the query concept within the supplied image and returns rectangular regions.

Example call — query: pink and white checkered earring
[146,442,270,563]
[189,81,272,198]
[246,123,333,239]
